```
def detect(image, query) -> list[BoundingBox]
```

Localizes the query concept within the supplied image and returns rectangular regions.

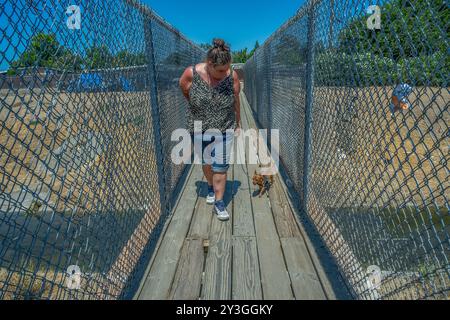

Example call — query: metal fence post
[266,44,273,140]
[329,0,334,48]
[302,0,316,215]
[253,54,257,113]
[144,15,169,218]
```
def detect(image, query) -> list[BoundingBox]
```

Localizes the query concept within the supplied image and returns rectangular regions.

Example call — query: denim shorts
[191,131,234,173]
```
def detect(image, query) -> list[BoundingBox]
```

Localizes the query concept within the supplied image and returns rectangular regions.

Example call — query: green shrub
[314,50,447,86]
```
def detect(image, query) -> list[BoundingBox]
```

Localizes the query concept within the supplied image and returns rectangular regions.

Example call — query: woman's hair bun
[212,38,229,51]
[206,38,231,65]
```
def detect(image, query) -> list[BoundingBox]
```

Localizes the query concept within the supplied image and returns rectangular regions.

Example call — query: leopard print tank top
[187,64,236,134]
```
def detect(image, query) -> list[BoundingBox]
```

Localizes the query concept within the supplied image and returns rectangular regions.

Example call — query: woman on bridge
[179,38,241,221]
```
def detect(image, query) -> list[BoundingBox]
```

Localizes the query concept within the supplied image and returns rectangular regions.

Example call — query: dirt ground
[310,86,449,210]
[308,85,449,299]
[255,81,449,299]
[0,88,163,299]
[1,83,448,299]
[0,88,158,214]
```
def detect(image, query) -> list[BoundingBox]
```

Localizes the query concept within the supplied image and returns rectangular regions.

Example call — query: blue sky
[0,0,306,71]
[142,0,306,51]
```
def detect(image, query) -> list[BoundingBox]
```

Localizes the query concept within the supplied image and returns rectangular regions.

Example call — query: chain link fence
[0,0,204,299]
[243,0,449,299]
[1,0,448,301]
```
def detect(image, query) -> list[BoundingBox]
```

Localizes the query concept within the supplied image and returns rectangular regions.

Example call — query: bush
[314,50,447,87]
[339,0,449,60]
[315,51,395,86]
[398,51,449,86]
[319,0,449,87]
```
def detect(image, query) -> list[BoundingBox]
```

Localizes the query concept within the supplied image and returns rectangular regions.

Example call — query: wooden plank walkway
[135,86,336,300]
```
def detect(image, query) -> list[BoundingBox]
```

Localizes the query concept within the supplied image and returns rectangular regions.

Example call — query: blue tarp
[120,76,134,91]
[79,73,103,90]
[67,72,135,92]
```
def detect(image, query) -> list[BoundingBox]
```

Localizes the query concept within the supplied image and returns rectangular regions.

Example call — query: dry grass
[1,88,162,299]
[306,86,449,300]
[1,83,448,299]
[0,266,113,300]
[311,86,449,209]
[377,271,450,300]
[267,83,449,300]
[1,89,157,214]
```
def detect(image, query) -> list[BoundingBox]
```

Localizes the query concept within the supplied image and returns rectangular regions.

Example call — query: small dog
[249,130,277,197]
[252,170,274,197]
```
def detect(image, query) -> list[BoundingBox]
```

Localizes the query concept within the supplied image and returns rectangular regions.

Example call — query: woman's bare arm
[179,66,194,101]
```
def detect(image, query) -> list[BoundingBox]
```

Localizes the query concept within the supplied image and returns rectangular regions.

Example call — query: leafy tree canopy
[338,0,448,60]
[8,33,147,74]
[8,33,83,73]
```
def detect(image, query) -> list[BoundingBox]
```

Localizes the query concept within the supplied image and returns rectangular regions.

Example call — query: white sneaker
[206,186,216,204]
[206,192,215,204]
[213,201,229,221]
[206,186,215,204]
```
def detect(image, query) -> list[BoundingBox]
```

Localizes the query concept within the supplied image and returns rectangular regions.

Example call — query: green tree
[198,43,212,51]
[53,50,83,71]
[338,0,448,60]
[249,40,260,57]
[7,33,149,75]
[316,0,449,86]
[162,51,189,66]
[273,34,305,66]
[113,50,147,67]
[231,41,261,63]
[232,48,249,63]
[85,45,113,69]
[8,33,82,74]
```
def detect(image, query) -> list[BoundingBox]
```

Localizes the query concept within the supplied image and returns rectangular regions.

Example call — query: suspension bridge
[0,0,448,300]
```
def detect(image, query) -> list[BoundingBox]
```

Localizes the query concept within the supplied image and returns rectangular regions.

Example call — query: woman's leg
[202,164,213,186]
[213,172,227,200]
[211,132,233,201]
[196,133,214,189]
[203,163,226,200]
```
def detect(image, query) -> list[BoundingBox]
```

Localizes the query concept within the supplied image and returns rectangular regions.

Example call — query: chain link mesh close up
[244,0,448,300]
[0,0,204,299]
[0,0,448,300]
